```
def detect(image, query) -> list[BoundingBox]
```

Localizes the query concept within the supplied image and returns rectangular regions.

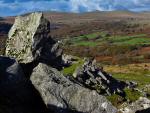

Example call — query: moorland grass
[104,64,150,87]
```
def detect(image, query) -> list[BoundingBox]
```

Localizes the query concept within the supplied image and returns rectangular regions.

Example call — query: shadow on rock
[0,56,48,113]
[136,108,150,113]
[47,104,85,113]
[20,60,39,79]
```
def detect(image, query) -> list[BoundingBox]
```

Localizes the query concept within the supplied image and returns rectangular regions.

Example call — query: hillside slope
[1,11,150,64]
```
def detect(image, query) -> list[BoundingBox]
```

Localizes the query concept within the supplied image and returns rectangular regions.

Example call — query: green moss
[124,88,142,102]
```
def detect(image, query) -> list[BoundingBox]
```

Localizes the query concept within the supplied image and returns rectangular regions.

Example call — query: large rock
[6,12,47,62]
[5,12,63,69]
[30,63,117,113]
[0,56,48,113]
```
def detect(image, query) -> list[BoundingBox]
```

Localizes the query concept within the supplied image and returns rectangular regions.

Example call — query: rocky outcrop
[120,97,150,113]
[0,56,117,113]
[0,56,48,113]
[31,63,118,113]
[2,12,119,113]
[73,58,126,95]
[5,12,63,69]
[3,11,150,113]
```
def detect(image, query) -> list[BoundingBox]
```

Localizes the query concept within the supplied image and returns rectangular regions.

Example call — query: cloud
[0,0,70,16]
[67,0,150,12]
[0,0,150,16]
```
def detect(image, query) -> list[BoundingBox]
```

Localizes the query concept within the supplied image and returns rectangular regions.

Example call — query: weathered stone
[0,56,48,113]
[31,63,118,113]
[62,54,78,66]
[126,81,138,89]
[120,97,150,113]
[73,58,126,95]
[6,12,49,63]
[5,12,63,69]
[142,84,150,94]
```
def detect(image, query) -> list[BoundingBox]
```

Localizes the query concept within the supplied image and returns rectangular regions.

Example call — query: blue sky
[0,0,150,16]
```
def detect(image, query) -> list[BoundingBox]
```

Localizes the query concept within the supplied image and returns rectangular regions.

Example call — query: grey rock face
[0,56,48,113]
[6,12,47,63]
[5,12,63,68]
[73,58,126,96]
[31,63,118,113]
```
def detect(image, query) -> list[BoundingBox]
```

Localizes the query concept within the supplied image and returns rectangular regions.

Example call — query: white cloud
[0,0,150,16]
[68,0,103,12]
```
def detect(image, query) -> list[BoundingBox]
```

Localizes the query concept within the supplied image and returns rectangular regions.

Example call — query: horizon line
[1,10,150,17]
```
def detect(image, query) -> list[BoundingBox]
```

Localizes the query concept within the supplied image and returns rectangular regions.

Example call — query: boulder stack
[1,12,118,113]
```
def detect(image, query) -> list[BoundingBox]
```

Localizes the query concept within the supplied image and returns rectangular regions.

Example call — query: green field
[67,32,150,47]
[63,32,150,65]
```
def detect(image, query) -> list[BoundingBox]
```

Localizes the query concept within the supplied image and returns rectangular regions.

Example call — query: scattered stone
[73,58,126,95]
[62,54,78,66]
[120,97,150,113]
[142,84,150,92]
[142,84,150,97]
[126,81,138,89]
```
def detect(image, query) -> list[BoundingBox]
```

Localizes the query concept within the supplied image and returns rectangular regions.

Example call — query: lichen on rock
[5,12,50,63]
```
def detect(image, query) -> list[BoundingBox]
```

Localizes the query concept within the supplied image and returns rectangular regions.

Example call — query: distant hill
[1,11,150,64]
[2,11,150,38]
[43,11,150,38]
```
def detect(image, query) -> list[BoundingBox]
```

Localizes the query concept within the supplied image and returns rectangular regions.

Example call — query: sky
[0,0,150,16]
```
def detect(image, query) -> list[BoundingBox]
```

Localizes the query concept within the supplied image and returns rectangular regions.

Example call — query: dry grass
[103,63,150,87]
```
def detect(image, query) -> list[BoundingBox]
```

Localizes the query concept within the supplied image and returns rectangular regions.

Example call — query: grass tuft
[62,59,84,75]
[124,88,142,102]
